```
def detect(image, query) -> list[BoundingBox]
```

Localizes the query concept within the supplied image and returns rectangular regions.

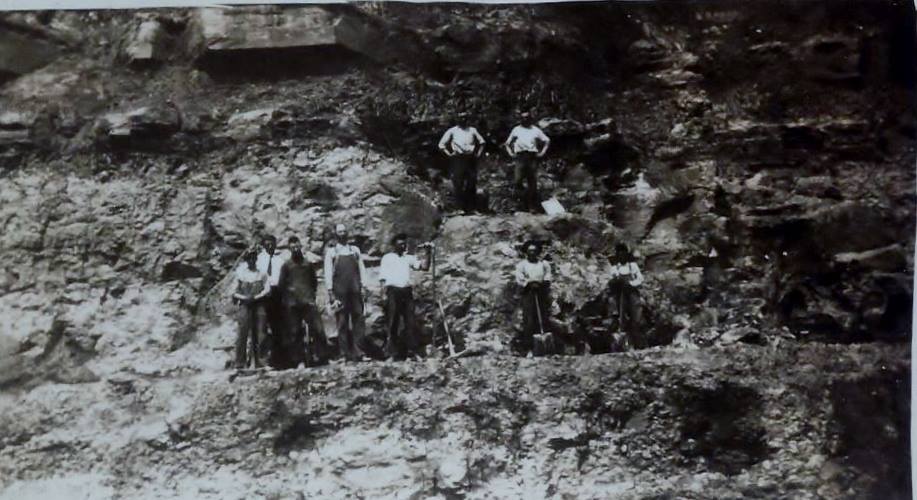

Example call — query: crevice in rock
[669,381,772,476]
[197,45,374,82]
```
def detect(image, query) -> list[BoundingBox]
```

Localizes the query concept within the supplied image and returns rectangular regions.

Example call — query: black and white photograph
[0,0,913,498]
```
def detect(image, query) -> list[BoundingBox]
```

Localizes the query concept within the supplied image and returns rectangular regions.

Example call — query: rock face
[0,345,908,499]
[0,2,913,499]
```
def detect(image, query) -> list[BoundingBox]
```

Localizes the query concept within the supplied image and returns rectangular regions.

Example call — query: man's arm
[537,128,551,157]
[514,262,527,287]
[504,129,518,157]
[231,274,247,301]
[438,128,454,156]
[472,128,485,157]
[417,246,432,271]
[629,262,644,287]
[323,248,334,296]
[356,247,368,287]
[378,254,390,289]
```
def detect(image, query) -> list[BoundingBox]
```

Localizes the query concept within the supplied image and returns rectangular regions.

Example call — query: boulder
[124,18,167,63]
[223,107,279,141]
[100,105,181,140]
[0,25,61,81]
[196,6,337,51]
[834,244,907,273]
[537,117,584,137]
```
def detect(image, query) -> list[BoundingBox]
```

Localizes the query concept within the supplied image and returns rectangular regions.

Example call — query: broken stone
[834,244,907,273]
[0,27,61,82]
[196,6,337,52]
[224,107,278,140]
[537,117,584,137]
[124,19,167,63]
[100,105,181,140]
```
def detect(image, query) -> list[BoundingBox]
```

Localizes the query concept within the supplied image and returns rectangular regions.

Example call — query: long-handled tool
[532,287,554,355]
[430,243,467,359]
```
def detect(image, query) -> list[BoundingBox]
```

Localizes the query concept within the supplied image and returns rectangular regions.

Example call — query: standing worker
[438,113,485,213]
[256,234,289,368]
[279,236,330,367]
[608,243,644,349]
[323,224,370,362]
[504,112,550,212]
[231,248,271,369]
[378,233,433,361]
[514,240,553,356]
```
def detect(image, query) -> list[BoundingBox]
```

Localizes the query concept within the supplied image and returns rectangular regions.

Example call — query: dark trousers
[235,303,267,369]
[609,281,641,346]
[261,290,290,369]
[335,290,368,361]
[518,283,551,353]
[384,286,421,360]
[513,152,539,212]
[450,154,478,212]
[284,303,330,366]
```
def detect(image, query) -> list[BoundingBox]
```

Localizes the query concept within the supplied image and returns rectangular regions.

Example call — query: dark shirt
[279,258,319,306]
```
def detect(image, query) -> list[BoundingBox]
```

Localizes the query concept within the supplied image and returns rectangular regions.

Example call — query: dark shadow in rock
[643,192,695,237]
[827,369,910,500]
[669,381,772,476]
[0,319,99,393]
[161,261,203,282]
[272,411,332,453]
[197,45,373,82]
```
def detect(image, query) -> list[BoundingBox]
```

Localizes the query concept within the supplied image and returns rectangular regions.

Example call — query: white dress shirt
[379,253,421,288]
[438,126,485,155]
[256,250,288,287]
[505,125,550,154]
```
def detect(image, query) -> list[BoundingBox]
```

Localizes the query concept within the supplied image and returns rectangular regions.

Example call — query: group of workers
[231,226,645,370]
[232,225,434,370]
[438,111,551,213]
[228,110,646,370]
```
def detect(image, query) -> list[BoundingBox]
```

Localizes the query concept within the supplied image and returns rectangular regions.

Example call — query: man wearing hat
[608,243,644,348]
[513,240,554,356]
[438,113,485,213]
[504,112,550,212]
[323,223,370,362]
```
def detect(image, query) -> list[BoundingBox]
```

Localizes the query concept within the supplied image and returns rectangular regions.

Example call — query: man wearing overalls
[323,224,370,362]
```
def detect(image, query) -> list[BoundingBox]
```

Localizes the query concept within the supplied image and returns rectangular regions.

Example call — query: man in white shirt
[504,112,550,212]
[438,113,485,213]
[232,248,271,369]
[378,233,432,361]
[513,240,553,355]
[256,234,290,368]
[608,243,643,344]
[323,224,370,362]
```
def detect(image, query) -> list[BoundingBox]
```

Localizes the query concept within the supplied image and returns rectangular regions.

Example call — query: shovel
[532,288,555,355]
